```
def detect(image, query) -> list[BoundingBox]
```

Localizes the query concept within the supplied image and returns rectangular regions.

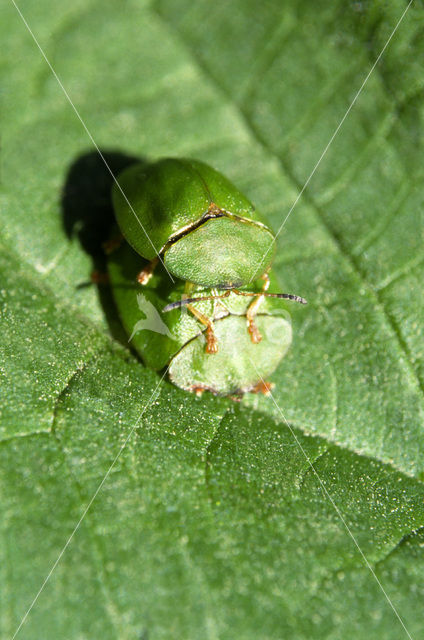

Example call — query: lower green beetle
[108,241,293,396]
[108,158,306,395]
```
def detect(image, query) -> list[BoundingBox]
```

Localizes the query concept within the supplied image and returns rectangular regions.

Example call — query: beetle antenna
[163,291,231,312]
[232,290,307,305]
[163,289,307,312]
[265,292,307,304]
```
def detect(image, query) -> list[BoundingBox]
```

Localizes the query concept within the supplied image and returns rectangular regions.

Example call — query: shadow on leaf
[61,149,146,346]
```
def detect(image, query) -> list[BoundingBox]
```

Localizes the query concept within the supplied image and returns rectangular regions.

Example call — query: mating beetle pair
[108,158,306,396]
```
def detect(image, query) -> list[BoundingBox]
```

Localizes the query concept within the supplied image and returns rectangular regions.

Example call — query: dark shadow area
[62,149,142,257]
[61,149,146,345]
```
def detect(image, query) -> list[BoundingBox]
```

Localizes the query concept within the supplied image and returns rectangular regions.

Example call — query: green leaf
[1,1,423,638]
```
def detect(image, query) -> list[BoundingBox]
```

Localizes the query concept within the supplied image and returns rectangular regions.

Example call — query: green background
[1,1,424,638]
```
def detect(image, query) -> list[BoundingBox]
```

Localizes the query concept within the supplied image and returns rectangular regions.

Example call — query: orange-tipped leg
[247,319,262,344]
[186,303,218,354]
[190,386,205,397]
[205,326,218,354]
[91,270,109,285]
[251,380,274,395]
[137,257,159,285]
[245,272,270,344]
[102,232,123,255]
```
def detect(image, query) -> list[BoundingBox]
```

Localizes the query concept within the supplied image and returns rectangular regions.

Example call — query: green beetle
[108,240,293,396]
[112,158,275,287]
[111,158,306,360]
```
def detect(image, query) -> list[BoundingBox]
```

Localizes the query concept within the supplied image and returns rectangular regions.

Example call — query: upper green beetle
[111,157,306,360]
[112,157,276,289]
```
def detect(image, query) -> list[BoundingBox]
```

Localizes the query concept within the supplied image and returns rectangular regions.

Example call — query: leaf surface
[1,1,423,637]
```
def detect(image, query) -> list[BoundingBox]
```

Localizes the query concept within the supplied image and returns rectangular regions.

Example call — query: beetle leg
[250,380,274,395]
[90,270,109,285]
[184,281,196,296]
[189,386,205,397]
[102,231,124,255]
[137,257,159,285]
[186,304,218,354]
[246,272,270,344]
